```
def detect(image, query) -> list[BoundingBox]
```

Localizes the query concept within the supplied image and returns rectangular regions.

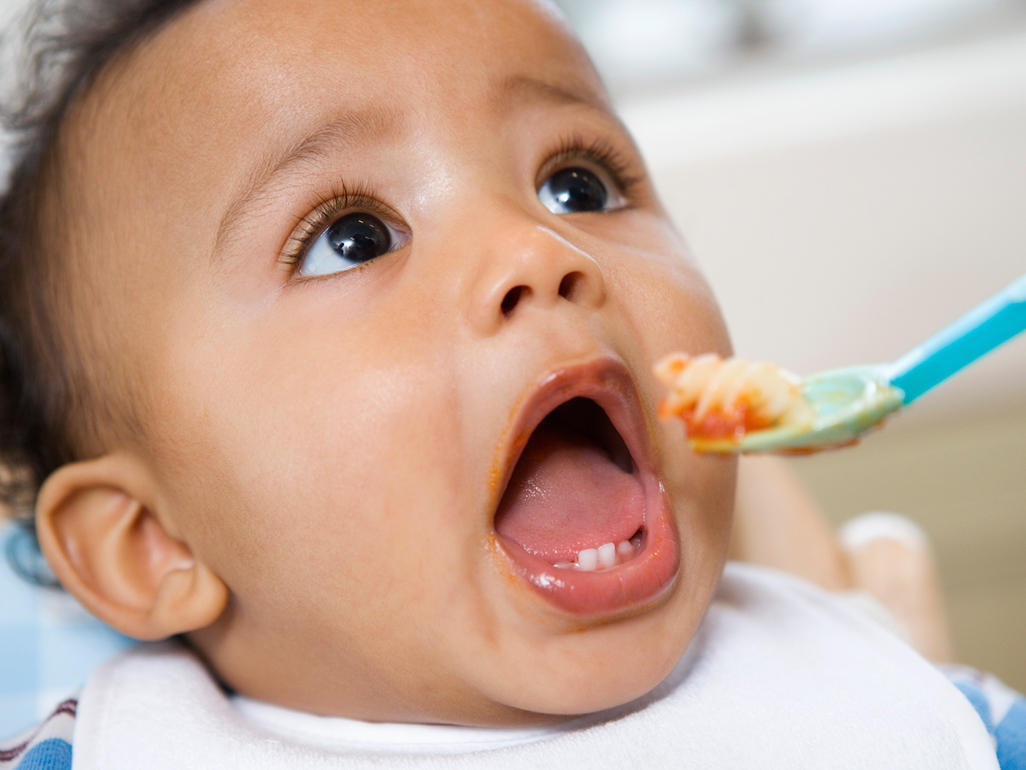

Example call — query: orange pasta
[654,353,814,442]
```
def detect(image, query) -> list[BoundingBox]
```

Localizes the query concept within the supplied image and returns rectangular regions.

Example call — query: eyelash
[280,182,390,269]
[540,133,645,200]
[279,135,645,269]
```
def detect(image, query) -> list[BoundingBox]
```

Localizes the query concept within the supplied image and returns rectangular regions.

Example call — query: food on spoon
[653,353,815,442]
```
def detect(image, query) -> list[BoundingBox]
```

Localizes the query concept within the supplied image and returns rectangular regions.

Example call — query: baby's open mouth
[495,397,647,571]
[491,360,679,617]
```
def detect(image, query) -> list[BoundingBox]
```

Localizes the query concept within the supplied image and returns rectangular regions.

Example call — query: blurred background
[556,0,1026,689]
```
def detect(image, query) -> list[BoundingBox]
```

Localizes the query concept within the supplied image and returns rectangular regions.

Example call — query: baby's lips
[491,356,680,618]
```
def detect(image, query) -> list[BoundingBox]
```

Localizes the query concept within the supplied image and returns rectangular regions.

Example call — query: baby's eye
[298,212,406,278]
[537,167,625,215]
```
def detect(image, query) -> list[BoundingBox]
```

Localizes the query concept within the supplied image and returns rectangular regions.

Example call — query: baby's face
[73,0,734,724]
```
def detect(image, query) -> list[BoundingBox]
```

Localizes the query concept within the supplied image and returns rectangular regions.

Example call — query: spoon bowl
[676,273,1025,455]
[688,366,904,454]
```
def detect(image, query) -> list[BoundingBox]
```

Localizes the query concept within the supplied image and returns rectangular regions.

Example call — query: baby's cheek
[622,257,732,364]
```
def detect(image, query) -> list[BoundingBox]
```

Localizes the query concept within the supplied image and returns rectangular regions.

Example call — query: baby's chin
[454,564,711,724]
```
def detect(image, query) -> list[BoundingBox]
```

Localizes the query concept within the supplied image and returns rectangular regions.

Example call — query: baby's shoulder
[678,562,971,719]
[712,560,900,635]
[0,698,76,770]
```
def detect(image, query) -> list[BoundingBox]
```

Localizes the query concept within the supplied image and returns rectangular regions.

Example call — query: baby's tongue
[494,420,643,563]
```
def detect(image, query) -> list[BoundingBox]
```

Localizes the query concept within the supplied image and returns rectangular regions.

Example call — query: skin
[44,0,738,725]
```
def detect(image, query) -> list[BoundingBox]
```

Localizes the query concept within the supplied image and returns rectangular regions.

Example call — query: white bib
[73,563,997,769]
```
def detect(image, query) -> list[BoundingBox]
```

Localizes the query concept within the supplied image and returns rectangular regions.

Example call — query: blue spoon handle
[888,273,1026,404]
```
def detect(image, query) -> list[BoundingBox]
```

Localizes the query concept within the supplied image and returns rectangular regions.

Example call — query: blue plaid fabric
[944,664,1026,770]
[0,699,76,770]
[0,522,134,739]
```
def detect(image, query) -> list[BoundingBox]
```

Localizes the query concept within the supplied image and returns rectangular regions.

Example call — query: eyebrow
[496,73,613,115]
[495,73,634,148]
[213,106,402,257]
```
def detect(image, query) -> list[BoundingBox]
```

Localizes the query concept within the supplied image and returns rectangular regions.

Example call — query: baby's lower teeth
[553,539,640,571]
[577,548,599,571]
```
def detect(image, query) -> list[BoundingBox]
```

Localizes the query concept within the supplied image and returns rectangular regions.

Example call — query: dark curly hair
[0,0,201,582]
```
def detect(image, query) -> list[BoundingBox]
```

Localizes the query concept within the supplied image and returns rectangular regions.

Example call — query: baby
[0,0,1019,767]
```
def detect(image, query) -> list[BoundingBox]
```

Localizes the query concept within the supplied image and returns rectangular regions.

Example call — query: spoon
[688,273,1026,454]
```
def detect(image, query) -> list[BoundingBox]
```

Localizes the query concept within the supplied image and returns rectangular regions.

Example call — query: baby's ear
[35,455,228,641]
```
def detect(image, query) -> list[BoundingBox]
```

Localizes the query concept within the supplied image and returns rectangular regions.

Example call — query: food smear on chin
[653,353,815,442]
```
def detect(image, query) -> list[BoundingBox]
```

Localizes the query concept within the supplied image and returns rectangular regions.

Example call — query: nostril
[558,271,585,302]
[501,285,530,317]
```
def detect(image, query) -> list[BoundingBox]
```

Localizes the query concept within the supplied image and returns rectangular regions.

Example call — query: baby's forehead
[117,0,593,116]
[83,0,600,191]
[71,0,603,256]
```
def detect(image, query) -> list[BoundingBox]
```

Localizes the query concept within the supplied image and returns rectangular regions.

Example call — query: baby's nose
[465,222,606,335]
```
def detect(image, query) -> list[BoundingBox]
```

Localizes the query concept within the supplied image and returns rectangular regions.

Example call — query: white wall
[0,0,33,181]
[621,28,1026,425]
[0,0,28,35]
